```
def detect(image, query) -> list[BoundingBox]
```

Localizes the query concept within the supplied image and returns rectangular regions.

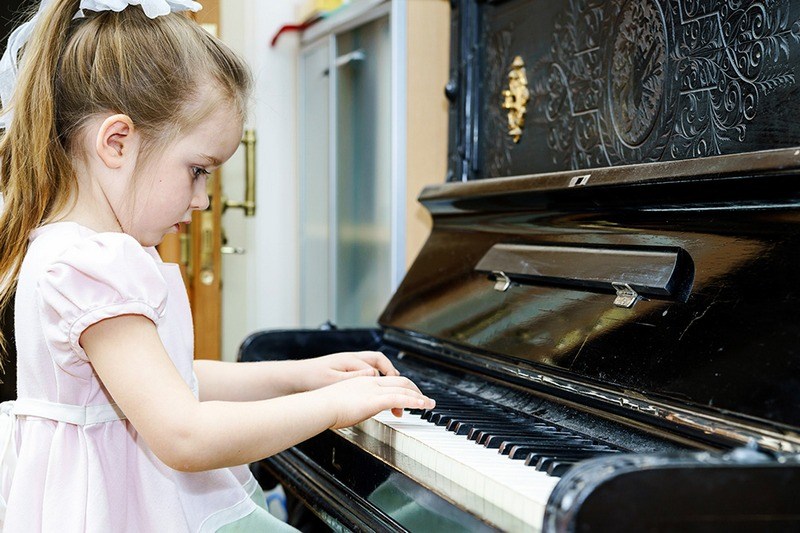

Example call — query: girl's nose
[191,182,210,211]
[194,192,210,211]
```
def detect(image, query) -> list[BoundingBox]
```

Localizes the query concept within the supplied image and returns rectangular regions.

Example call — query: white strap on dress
[12,398,126,425]
[0,398,126,528]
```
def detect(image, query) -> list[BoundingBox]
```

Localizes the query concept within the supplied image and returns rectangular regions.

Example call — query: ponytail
[0,0,81,359]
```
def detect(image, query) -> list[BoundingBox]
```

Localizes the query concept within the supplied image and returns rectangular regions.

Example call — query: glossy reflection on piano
[241,0,800,530]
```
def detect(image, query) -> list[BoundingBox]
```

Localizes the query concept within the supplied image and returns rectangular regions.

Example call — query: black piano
[240,0,800,530]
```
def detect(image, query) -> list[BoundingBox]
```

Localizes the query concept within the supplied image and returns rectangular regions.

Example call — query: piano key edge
[338,419,548,531]
[256,429,500,532]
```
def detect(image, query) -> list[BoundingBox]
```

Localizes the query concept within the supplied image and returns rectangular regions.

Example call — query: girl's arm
[82,315,434,473]
[193,359,304,401]
[193,352,401,402]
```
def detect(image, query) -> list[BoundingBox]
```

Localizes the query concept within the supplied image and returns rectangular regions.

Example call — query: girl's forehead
[172,112,243,159]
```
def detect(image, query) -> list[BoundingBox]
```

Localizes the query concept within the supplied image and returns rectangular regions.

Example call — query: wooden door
[158,0,223,360]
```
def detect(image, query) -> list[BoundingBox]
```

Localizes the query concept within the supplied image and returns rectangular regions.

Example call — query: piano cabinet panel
[448,0,800,181]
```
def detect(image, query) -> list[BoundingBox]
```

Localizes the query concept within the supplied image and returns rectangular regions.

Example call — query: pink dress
[0,222,270,532]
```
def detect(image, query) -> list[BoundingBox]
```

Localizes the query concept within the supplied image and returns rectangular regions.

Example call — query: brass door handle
[199,210,215,285]
[223,129,256,216]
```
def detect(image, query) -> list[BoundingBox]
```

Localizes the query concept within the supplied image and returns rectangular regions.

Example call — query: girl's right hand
[316,375,436,430]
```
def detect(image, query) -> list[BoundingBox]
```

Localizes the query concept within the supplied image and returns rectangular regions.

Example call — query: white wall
[220,0,304,361]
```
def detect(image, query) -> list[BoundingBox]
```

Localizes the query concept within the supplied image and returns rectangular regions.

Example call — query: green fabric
[369,480,471,532]
[216,485,298,533]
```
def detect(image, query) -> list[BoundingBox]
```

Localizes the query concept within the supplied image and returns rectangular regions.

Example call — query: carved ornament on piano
[483,0,800,177]
[609,0,667,148]
[501,55,530,143]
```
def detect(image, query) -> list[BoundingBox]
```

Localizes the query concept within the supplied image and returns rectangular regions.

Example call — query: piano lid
[381,0,800,451]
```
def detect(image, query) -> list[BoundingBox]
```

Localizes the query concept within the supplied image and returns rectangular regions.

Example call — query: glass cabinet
[299,4,397,328]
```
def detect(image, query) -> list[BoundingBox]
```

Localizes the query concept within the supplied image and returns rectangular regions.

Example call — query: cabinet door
[334,15,392,327]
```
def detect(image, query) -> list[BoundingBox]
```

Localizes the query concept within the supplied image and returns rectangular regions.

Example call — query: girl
[0,0,435,531]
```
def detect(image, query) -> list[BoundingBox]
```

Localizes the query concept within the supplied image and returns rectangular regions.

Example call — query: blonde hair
[0,0,252,357]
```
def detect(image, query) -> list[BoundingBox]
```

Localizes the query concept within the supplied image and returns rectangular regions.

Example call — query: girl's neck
[54,155,128,234]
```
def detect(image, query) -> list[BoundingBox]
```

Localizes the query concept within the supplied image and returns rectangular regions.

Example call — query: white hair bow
[0,0,203,130]
[76,0,202,19]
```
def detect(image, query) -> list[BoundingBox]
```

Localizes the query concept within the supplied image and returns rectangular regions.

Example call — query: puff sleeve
[37,233,168,366]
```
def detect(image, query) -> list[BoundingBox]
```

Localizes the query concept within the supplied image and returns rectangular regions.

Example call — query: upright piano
[241,0,800,530]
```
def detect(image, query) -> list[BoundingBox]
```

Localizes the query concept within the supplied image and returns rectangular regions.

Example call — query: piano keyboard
[343,380,622,531]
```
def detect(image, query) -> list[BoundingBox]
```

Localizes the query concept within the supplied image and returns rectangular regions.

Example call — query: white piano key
[349,410,561,531]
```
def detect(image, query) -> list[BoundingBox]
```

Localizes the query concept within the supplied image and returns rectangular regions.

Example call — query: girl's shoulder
[22,222,166,294]
[22,223,170,362]
[27,221,161,269]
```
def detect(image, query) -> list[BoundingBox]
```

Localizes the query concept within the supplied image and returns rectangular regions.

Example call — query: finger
[380,387,435,409]
[395,393,435,410]
[339,357,374,373]
[346,367,379,378]
[358,351,399,376]
[375,375,423,394]
[391,407,404,417]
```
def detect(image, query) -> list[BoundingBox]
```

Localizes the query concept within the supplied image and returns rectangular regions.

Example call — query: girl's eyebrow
[200,154,221,166]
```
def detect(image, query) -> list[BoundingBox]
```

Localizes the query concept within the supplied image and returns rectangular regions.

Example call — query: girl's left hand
[294,351,401,391]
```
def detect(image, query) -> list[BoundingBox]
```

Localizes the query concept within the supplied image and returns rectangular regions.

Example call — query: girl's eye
[192,167,211,181]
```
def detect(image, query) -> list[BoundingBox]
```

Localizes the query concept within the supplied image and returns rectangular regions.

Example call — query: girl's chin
[132,231,166,248]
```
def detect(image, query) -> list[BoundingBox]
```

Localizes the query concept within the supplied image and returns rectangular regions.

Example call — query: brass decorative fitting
[501,56,530,143]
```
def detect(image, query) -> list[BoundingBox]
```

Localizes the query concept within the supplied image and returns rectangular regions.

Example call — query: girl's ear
[96,114,137,169]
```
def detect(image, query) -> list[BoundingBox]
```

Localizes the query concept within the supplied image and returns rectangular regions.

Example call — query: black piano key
[497,437,597,454]
[547,461,576,477]
[477,430,572,446]
[458,422,527,437]
[530,448,619,464]
[484,433,585,449]
[451,422,489,435]
[497,438,595,454]
[522,446,615,465]
[469,425,566,441]
[475,428,575,445]
[404,392,624,479]
[537,457,580,471]
[473,430,533,445]
[452,420,549,435]
[445,417,520,432]
[430,412,508,426]
[422,407,506,422]
[424,403,499,412]
[421,400,484,408]
[443,413,523,424]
